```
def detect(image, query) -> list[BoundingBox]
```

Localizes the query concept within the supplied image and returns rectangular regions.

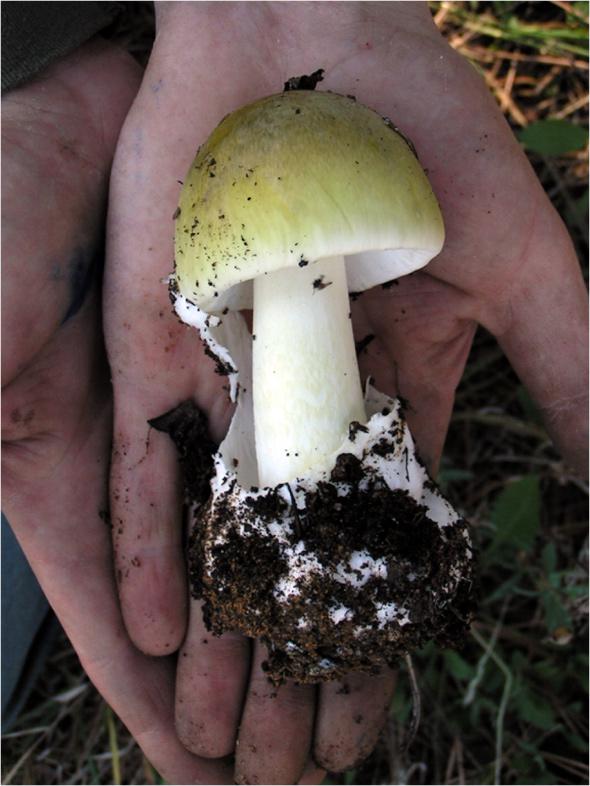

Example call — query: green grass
[442,6,588,58]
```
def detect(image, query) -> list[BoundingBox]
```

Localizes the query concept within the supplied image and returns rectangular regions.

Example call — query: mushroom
[170,85,476,683]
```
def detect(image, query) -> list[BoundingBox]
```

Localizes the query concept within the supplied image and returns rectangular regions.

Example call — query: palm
[105,3,587,783]
[352,272,474,471]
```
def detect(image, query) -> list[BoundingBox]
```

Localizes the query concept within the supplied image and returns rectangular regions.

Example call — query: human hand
[104,2,587,783]
[1,39,232,785]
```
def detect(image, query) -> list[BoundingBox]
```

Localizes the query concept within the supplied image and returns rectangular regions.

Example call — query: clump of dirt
[148,400,216,509]
[154,400,477,685]
[283,69,325,92]
[194,467,475,683]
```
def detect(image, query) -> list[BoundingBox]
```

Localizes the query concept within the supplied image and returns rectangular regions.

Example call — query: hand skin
[1,39,232,785]
[105,2,588,784]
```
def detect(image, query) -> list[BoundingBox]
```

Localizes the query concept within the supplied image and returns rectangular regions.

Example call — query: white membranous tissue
[161,75,476,683]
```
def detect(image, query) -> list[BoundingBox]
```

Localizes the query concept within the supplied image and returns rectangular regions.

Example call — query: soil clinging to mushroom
[155,398,477,685]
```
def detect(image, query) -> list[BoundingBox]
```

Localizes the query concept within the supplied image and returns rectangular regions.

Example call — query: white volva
[253,255,366,486]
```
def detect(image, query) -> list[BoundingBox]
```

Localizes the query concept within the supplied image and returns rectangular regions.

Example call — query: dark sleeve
[2,1,122,93]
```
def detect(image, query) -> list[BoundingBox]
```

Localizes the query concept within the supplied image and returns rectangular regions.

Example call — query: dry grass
[2,2,587,784]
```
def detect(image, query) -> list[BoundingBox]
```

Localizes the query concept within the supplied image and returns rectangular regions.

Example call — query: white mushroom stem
[253,255,366,487]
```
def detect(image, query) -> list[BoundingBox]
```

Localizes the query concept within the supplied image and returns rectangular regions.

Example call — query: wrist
[154,2,437,89]
[156,1,433,31]
[150,1,441,144]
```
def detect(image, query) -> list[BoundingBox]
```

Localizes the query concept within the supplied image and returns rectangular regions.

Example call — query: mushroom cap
[174,90,444,313]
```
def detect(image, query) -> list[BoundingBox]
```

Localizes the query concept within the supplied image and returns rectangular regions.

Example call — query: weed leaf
[541,542,557,574]
[541,589,572,632]
[444,650,474,681]
[518,119,589,156]
[491,475,540,550]
[514,686,558,730]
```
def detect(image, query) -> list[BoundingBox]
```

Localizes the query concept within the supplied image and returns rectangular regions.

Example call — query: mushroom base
[153,399,477,685]
[191,464,475,685]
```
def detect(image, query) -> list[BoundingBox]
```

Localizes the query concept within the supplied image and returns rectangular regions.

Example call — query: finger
[314,669,397,773]
[104,37,234,655]
[110,394,188,656]
[491,213,588,476]
[235,643,316,785]
[109,338,232,658]
[108,313,231,657]
[176,598,250,757]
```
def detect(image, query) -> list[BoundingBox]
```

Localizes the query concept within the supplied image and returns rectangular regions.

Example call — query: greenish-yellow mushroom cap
[174,90,444,312]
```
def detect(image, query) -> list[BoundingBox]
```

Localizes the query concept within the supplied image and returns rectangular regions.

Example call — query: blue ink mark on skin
[50,263,66,282]
[60,248,97,325]
[150,79,164,108]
